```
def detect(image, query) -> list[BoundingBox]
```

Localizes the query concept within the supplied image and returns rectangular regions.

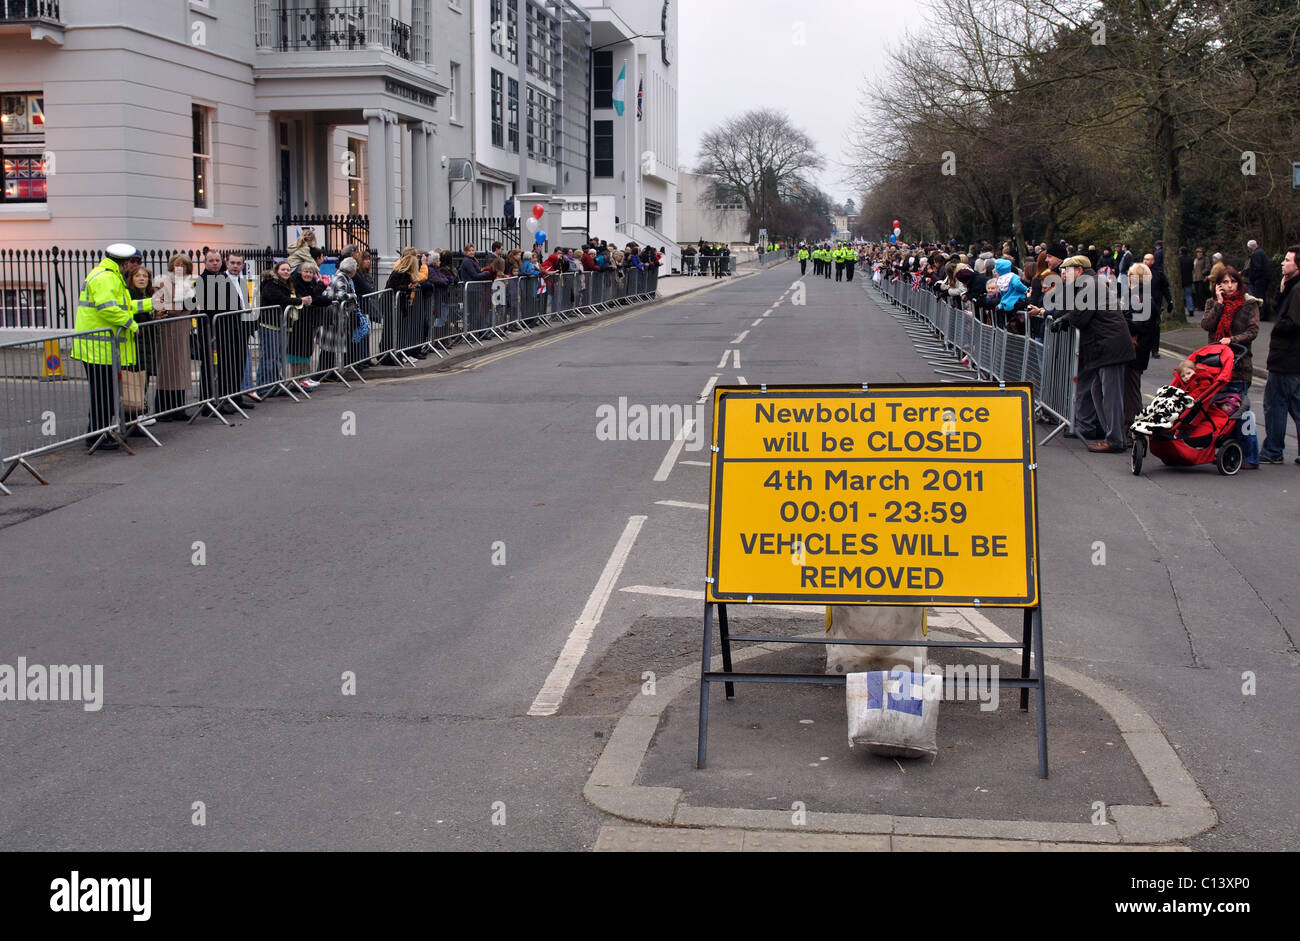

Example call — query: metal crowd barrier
[0,326,120,491]
[872,275,1078,443]
[691,255,734,277]
[1,267,666,492]
[360,289,403,366]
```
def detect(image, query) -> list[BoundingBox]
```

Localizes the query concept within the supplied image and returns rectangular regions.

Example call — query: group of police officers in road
[797,242,863,282]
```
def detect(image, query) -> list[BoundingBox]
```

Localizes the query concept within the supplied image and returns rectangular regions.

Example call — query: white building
[676,170,749,246]
[0,0,677,327]
[579,0,678,268]
[0,0,461,263]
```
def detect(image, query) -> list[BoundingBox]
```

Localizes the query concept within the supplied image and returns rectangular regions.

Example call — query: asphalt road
[0,264,1295,850]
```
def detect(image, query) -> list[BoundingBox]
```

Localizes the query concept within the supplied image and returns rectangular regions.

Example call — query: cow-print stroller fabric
[1131,385,1195,435]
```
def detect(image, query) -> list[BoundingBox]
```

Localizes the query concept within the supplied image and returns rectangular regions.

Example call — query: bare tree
[697,109,825,238]
[849,0,1300,297]
[947,0,1300,306]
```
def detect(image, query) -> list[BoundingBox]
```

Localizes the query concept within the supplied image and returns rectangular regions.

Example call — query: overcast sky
[678,0,916,208]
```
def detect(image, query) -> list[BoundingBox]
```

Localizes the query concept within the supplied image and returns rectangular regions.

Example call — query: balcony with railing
[258,3,411,60]
[0,0,64,43]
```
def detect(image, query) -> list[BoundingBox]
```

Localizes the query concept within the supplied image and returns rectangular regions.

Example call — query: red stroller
[1130,342,1247,476]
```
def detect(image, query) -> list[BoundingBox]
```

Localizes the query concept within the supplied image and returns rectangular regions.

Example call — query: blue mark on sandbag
[866,670,924,716]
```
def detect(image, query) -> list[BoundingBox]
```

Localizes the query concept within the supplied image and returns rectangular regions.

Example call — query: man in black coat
[1048,256,1134,452]
[1247,239,1271,317]
[1178,246,1194,318]
[1117,244,1134,275]
[1025,241,1068,340]
[1260,246,1300,463]
[1142,252,1171,358]
[195,249,252,414]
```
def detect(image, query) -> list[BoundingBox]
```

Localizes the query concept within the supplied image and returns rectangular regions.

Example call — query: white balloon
[893,227,901,236]
[525,217,540,235]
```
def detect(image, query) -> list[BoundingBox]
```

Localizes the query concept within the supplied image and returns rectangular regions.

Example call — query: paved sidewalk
[594,826,1190,852]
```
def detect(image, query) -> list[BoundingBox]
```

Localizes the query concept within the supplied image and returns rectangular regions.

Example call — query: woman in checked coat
[149,254,198,420]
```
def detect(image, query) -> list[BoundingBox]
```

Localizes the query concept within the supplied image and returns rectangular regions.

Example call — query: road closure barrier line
[528,514,648,717]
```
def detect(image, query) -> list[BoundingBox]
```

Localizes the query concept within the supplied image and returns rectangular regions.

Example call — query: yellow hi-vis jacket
[797,248,809,261]
[72,257,150,365]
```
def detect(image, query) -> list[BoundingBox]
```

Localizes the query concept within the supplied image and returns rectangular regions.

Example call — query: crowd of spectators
[85,231,662,430]
[869,235,1299,465]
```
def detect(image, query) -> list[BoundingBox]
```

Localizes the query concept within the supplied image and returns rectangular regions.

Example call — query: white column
[363,109,392,266]
[422,0,433,66]
[411,0,424,63]
[367,0,391,51]
[254,111,276,248]
[429,124,450,252]
[411,122,430,249]
[254,0,271,49]
[388,114,402,253]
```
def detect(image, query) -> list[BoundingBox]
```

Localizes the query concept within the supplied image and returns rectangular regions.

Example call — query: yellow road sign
[705,383,1039,607]
[40,339,66,379]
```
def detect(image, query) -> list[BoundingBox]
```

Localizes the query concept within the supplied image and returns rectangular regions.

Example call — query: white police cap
[105,243,139,260]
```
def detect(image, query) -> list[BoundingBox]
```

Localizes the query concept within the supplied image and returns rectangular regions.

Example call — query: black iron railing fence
[270,4,412,59]
[0,0,61,20]
[277,214,370,254]
[447,217,521,253]
[0,246,274,330]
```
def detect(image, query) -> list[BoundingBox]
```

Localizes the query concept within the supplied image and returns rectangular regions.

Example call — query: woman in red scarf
[1200,265,1261,466]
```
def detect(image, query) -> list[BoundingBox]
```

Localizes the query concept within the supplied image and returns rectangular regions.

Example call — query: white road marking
[737,376,747,384]
[653,418,697,482]
[528,515,648,716]
[679,460,711,466]
[731,350,741,368]
[716,350,731,368]
[934,606,1018,643]
[618,585,820,617]
[655,500,708,510]
[762,311,771,317]
[697,375,719,403]
[733,330,750,343]
[621,585,704,600]
[751,318,763,327]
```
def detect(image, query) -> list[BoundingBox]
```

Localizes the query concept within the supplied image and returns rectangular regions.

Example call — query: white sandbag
[825,605,926,675]
[846,669,939,758]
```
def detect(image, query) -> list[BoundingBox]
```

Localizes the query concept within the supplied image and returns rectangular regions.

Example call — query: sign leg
[718,603,735,700]
[697,602,714,769]
[1033,606,1049,778]
[1020,607,1031,711]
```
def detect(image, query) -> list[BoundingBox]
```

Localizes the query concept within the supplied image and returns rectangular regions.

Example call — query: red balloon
[532,204,545,220]
[893,219,901,228]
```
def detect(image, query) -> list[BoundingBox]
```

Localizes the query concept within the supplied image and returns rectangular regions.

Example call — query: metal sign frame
[697,382,1049,777]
